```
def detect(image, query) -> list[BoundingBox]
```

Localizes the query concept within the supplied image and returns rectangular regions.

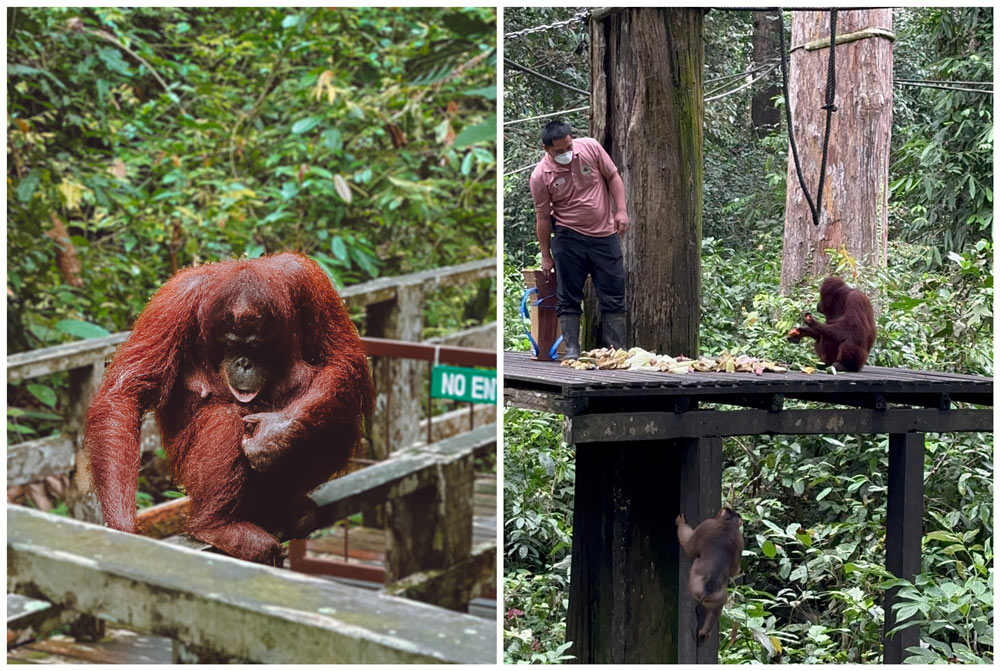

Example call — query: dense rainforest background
[7,7,497,508]
[503,7,992,664]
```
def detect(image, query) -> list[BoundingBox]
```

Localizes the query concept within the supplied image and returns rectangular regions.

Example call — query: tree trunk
[589,8,704,357]
[780,9,892,292]
[751,10,781,133]
[574,8,708,664]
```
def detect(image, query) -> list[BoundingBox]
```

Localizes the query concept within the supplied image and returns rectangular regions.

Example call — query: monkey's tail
[837,344,868,372]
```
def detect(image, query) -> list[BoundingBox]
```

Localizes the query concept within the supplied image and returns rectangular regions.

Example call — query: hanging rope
[778,9,838,227]
[815,10,838,227]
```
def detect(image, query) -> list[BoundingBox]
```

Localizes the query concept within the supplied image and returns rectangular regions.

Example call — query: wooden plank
[569,409,992,443]
[7,333,128,382]
[425,322,497,350]
[7,592,54,627]
[309,425,496,525]
[367,282,425,459]
[418,404,497,445]
[8,414,159,488]
[883,433,924,663]
[136,498,191,538]
[8,628,175,664]
[503,387,589,416]
[7,506,494,664]
[566,445,615,663]
[341,258,496,309]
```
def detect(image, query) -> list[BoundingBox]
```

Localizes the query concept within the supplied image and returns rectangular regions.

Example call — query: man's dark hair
[542,120,573,147]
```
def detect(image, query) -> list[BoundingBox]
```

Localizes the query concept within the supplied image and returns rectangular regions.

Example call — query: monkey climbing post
[504,351,992,664]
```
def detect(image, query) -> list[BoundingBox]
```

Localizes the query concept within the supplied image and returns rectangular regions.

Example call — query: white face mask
[553,150,573,165]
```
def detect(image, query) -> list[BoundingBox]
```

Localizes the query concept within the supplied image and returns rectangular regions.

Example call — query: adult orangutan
[788,276,876,372]
[85,253,374,564]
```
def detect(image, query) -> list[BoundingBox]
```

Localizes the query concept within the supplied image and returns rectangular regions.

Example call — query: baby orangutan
[676,507,744,641]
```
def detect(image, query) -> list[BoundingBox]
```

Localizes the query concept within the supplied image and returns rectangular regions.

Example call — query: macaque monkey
[676,507,744,641]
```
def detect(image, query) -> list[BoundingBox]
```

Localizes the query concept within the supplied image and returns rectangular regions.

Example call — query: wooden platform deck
[505,351,993,410]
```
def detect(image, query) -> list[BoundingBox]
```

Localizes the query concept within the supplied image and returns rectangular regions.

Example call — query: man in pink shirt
[529,120,630,358]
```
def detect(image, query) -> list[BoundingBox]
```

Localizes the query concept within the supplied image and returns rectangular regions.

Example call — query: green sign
[431,365,496,404]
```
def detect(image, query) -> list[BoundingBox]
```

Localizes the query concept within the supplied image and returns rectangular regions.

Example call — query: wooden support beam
[503,387,589,416]
[883,433,924,663]
[7,506,494,664]
[677,438,723,663]
[566,438,721,663]
[570,408,992,443]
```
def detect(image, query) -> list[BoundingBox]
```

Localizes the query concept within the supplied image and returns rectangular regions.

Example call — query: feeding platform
[504,351,992,664]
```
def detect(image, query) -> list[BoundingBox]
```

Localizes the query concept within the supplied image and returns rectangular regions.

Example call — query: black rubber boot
[558,314,581,359]
[603,312,627,350]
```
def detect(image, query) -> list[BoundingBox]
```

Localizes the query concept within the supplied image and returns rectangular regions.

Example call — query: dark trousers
[551,226,626,317]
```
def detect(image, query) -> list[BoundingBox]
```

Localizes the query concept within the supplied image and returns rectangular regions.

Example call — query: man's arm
[590,139,630,235]
[529,172,556,277]
[535,210,554,277]
[608,172,629,234]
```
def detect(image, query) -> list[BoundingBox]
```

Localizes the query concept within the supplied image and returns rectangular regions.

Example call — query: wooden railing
[8,502,495,663]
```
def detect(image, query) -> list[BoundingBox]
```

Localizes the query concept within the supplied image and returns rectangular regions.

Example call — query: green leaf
[331,236,349,263]
[55,319,110,340]
[762,540,777,558]
[97,47,131,75]
[351,248,378,278]
[453,114,497,148]
[463,85,497,100]
[16,170,41,203]
[461,151,474,176]
[27,384,57,409]
[816,487,832,501]
[291,116,323,135]
[323,128,343,152]
[282,14,300,29]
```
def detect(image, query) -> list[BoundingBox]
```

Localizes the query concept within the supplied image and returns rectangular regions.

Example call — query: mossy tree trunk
[587,7,704,358]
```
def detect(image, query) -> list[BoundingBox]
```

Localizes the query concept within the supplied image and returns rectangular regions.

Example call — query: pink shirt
[529,137,619,237]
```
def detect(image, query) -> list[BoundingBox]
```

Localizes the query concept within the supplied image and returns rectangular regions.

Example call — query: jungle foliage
[503,7,992,664]
[7,6,497,354]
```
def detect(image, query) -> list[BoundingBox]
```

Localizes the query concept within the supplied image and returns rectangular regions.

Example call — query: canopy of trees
[8,7,497,352]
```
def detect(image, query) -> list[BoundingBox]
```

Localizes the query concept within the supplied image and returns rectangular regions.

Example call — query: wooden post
[884,432,924,663]
[65,361,104,523]
[384,449,474,610]
[366,280,425,460]
[364,282,424,528]
[566,437,722,663]
[677,437,723,663]
[521,269,560,361]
